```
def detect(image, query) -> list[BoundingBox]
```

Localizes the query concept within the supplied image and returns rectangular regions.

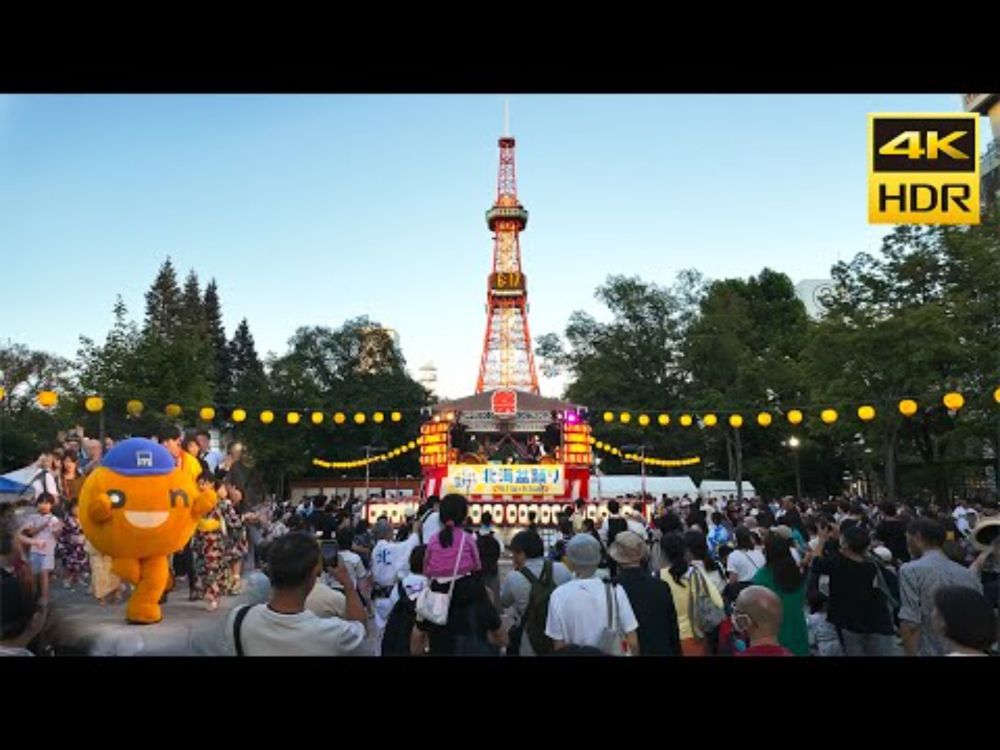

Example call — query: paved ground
[43,556,518,656]
[42,578,252,655]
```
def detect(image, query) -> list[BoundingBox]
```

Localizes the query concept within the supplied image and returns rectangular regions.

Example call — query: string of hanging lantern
[313,439,419,470]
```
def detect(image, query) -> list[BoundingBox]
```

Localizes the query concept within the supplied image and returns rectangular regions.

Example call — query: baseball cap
[102,438,175,476]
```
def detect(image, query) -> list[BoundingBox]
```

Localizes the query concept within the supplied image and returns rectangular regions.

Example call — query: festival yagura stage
[416,389,592,526]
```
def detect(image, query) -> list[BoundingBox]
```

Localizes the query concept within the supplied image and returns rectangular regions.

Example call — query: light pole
[362,443,387,517]
[787,436,802,501]
[623,443,651,500]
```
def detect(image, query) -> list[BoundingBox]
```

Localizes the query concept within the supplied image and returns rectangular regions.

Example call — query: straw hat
[971,517,1000,552]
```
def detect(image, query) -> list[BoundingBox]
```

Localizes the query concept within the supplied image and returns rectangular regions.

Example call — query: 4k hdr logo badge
[868,114,980,225]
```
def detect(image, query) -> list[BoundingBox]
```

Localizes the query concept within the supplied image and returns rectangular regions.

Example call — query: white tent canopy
[698,480,756,500]
[589,475,698,500]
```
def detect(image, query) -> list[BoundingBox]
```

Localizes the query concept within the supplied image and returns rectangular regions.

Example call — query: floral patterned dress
[220,500,248,594]
[190,505,228,601]
[57,513,90,578]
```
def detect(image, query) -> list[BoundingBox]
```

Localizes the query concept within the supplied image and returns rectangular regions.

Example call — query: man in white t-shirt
[419,497,442,543]
[369,518,423,630]
[30,453,59,501]
[222,531,367,657]
[545,534,640,654]
[726,527,766,586]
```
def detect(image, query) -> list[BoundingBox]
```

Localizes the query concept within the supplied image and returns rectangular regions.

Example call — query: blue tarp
[0,476,28,493]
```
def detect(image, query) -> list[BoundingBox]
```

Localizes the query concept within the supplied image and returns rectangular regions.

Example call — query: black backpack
[380,581,417,656]
[477,532,501,577]
[517,561,557,655]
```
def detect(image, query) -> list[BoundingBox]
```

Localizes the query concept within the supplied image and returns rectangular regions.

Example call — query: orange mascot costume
[78,437,217,624]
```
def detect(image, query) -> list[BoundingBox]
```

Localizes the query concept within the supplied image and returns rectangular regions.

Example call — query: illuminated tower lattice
[475,131,540,395]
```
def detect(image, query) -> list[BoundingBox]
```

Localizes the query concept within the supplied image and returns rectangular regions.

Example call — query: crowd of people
[3,428,999,658]
[0,425,264,653]
[207,491,999,657]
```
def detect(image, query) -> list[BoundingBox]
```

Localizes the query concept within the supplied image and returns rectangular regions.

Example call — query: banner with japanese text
[443,463,563,496]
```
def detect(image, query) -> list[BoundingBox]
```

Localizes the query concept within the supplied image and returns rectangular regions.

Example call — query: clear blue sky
[0,94,977,398]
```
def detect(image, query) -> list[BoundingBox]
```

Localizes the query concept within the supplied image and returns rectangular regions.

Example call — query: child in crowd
[806,590,844,657]
[56,501,89,589]
[17,493,64,606]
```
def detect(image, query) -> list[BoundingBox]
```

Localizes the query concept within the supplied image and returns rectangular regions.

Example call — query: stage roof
[430,389,583,414]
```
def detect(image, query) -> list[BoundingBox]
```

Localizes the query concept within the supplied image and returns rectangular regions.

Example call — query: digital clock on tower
[490,272,525,294]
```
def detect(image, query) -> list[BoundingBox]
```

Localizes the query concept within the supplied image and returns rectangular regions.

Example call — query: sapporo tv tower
[475,105,541,395]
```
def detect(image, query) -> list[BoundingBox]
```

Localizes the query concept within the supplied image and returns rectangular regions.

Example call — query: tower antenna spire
[503,98,509,137]
[476,126,539,394]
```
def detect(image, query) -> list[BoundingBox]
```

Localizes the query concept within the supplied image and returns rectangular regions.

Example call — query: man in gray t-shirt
[898,518,982,656]
[499,530,572,656]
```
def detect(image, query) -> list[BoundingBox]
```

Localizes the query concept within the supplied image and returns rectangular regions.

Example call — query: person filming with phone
[223,531,368,656]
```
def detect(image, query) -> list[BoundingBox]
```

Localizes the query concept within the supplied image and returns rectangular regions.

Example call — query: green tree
[144,258,183,341]
[0,342,73,470]
[810,224,967,503]
[237,319,429,495]
[204,280,233,404]
[681,268,812,500]
[537,274,704,477]
[228,318,266,405]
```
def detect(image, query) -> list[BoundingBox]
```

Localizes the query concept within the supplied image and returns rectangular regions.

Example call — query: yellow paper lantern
[757,412,772,427]
[729,414,743,429]
[857,405,876,422]
[603,411,614,423]
[165,403,182,418]
[287,412,301,425]
[943,392,964,411]
[619,412,631,424]
[658,414,669,426]
[311,412,324,425]
[354,412,366,425]
[994,387,1000,404]
[703,414,718,427]
[787,409,803,425]
[199,406,216,422]
[334,412,346,425]
[680,414,693,427]
[127,399,144,417]
[821,409,838,424]
[260,410,274,424]
[638,414,650,427]
[588,436,596,444]
[85,396,104,413]
[38,390,58,408]
[391,411,402,422]
[899,399,918,417]
[232,408,247,423]
[408,441,416,449]
[374,412,385,424]
[0,386,5,402]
